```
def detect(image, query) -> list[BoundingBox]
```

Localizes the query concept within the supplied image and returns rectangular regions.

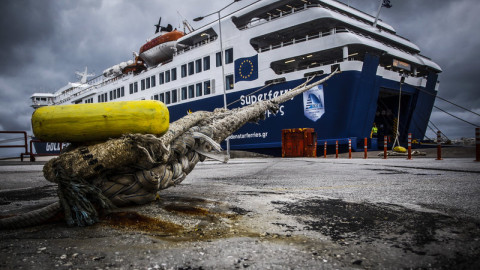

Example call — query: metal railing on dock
[0,131,31,161]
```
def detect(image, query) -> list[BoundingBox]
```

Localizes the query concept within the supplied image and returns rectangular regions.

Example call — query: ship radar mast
[75,67,94,84]
[154,17,173,34]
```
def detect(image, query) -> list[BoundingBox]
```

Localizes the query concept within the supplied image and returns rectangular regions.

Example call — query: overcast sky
[1,0,479,145]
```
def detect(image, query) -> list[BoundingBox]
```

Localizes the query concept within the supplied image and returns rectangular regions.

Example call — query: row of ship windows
[98,87,125,102]
[92,49,235,104]
[152,48,234,87]
[123,48,234,95]
[151,80,212,105]
[95,73,235,104]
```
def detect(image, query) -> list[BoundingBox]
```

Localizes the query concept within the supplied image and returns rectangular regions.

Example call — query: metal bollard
[324,141,327,158]
[407,133,412,160]
[383,136,388,159]
[436,131,443,160]
[364,137,368,159]
[476,128,479,162]
[348,139,352,159]
[335,140,339,159]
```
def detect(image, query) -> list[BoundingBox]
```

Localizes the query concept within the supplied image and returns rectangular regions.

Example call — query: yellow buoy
[393,146,407,153]
[32,100,169,142]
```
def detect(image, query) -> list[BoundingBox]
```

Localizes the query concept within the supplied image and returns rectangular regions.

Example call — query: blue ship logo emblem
[303,85,325,122]
[305,93,324,110]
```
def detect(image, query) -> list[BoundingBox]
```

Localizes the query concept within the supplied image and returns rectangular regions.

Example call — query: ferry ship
[30,0,441,154]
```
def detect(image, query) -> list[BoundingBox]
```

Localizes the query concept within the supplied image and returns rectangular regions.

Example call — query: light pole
[194,0,241,156]
[373,0,392,29]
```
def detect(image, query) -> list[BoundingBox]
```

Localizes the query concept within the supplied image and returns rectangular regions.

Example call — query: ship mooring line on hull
[415,86,480,118]
[227,82,274,107]
[433,105,480,127]
[428,121,450,141]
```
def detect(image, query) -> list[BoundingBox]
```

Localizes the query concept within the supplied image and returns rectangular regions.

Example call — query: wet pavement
[1,154,480,269]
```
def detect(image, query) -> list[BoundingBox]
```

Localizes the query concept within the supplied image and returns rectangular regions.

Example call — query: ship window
[172,89,178,103]
[165,70,170,83]
[134,82,138,93]
[171,68,177,81]
[203,56,210,71]
[151,76,156,87]
[188,62,194,75]
[225,48,233,64]
[110,91,113,100]
[181,65,187,78]
[121,87,125,97]
[141,79,145,90]
[196,83,202,97]
[98,96,101,103]
[154,94,159,100]
[216,52,222,67]
[204,80,211,95]
[159,72,164,84]
[188,85,195,98]
[104,93,108,102]
[195,59,202,73]
[129,83,134,94]
[165,91,171,104]
[116,88,120,98]
[159,93,165,103]
[146,77,151,89]
[181,87,187,100]
[226,75,234,90]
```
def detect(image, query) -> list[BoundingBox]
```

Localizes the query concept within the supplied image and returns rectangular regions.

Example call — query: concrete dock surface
[1,148,479,269]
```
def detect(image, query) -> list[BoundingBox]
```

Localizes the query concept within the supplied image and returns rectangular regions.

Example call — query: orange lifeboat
[139,29,184,66]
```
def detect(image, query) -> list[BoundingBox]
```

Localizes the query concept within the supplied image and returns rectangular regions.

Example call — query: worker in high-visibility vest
[371,123,378,138]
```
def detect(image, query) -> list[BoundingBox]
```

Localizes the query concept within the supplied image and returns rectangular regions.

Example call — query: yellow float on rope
[393,146,407,153]
[32,100,169,142]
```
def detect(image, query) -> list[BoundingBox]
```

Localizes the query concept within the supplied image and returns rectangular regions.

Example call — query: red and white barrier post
[407,133,412,160]
[475,127,480,162]
[324,141,327,158]
[383,136,388,159]
[364,137,368,159]
[335,140,339,159]
[348,139,352,159]
[436,130,443,160]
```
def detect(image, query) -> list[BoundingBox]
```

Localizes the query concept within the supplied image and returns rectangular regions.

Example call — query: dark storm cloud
[0,0,478,138]
[0,0,56,76]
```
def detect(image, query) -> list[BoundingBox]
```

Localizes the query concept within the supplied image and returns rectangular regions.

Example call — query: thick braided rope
[0,202,61,229]
[99,127,209,206]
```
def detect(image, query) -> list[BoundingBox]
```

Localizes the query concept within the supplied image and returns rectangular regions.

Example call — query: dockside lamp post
[194,0,242,157]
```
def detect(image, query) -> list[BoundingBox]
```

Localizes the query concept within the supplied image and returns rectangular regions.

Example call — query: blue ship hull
[168,56,438,152]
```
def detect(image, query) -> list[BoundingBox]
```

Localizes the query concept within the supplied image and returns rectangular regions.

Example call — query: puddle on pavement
[104,211,184,236]
[369,168,409,175]
[163,204,211,216]
[273,197,480,251]
[101,195,258,242]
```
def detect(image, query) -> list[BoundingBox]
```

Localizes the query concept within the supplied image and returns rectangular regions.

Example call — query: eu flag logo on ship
[235,55,258,83]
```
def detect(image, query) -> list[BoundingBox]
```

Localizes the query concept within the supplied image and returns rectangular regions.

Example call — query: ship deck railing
[256,26,414,58]
[239,2,411,44]
[276,55,361,75]
[257,27,349,53]
[175,36,218,57]
[53,75,124,105]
